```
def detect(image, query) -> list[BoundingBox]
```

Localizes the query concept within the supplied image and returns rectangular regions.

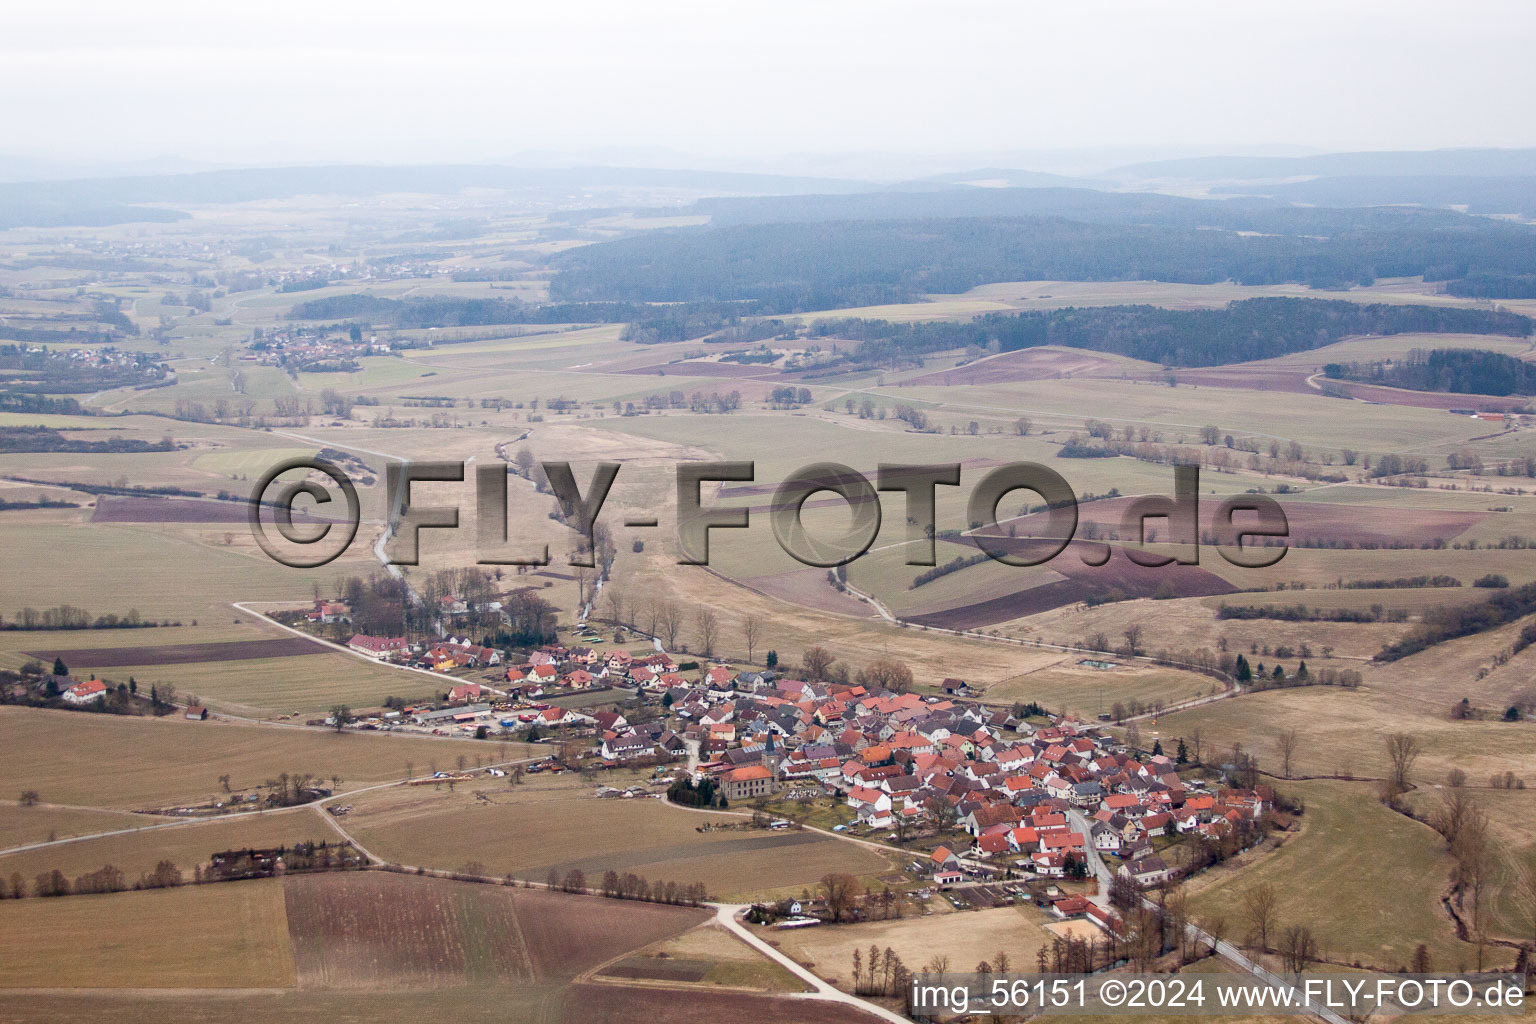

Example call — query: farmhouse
[60,678,107,704]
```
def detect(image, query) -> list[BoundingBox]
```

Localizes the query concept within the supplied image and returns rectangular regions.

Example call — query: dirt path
[711,903,910,1024]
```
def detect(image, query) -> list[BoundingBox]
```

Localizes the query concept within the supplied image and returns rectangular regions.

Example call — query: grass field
[0,879,295,988]
[340,772,895,901]
[0,706,535,810]
[983,662,1216,714]
[1186,780,1497,971]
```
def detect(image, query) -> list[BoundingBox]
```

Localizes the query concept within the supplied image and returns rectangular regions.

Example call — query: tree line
[547,211,1536,312]
[1377,580,1536,661]
[1325,347,1535,397]
[812,299,1530,370]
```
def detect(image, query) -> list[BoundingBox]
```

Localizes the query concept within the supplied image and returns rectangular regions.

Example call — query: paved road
[1066,807,1347,1024]
[713,903,910,1024]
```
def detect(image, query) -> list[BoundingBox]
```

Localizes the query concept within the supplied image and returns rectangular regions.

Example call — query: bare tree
[1433,785,1481,848]
[1200,914,1228,957]
[1123,623,1145,657]
[695,607,718,658]
[1240,882,1278,952]
[655,602,682,649]
[1189,727,1204,765]
[801,645,835,681]
[742,615,763,664]
[1279,924,1319,975]
[1276,727,1299,779]
[1385,733,1421,793]
[820,872,861,923]
[861,657,914,693]
[601,586,625,626]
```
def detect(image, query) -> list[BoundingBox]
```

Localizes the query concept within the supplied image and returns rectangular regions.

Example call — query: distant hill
[1214,175,1536,217]
[0,164,878,210]
[1107,148,1536,180]
[912,167,1090,189]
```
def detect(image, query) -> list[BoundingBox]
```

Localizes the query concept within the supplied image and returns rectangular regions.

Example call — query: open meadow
[340,771,897,902]
[0,706,536,810]
[1185,780,1498,970]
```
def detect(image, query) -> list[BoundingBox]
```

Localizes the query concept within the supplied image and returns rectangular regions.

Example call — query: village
[317,589,1274,943]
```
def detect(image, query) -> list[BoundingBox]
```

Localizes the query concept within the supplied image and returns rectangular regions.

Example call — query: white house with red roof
[61,678,108,704]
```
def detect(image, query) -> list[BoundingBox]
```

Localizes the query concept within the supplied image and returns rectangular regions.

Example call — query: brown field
[0,802,173,849]
[283,871,707,988]
[0,879,295,988]
[906,346,1153,386]
[562,983,889,1024]
[740,566,880,618]
[339,774,896,901]
[1330,380,1531,412]
[907,538,1238,629]
[91,494,341,524]
[25,636,326,667]
[0,706,531,810]
[1050,496,1487,551]
[599,923,807,992]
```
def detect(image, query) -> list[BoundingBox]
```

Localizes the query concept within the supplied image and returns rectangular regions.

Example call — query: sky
[2,0,1533,174]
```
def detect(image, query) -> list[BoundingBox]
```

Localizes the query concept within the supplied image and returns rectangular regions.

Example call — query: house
[719,764,777,802]
[61,679,107,704]
[306,600,351,624]
[1051,894,1094,919]
[601,734,657,761]
[348,634,409,660]
[1120,855,1174,886]
[448,683,483,703]
[846,785,893,815]
[591,710,629,734]
[933,868,965,888]
[535,706,595,729]
[1091,822,1122,852]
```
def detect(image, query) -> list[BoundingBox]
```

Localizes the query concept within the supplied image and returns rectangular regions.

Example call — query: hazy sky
[4,0,1533,171]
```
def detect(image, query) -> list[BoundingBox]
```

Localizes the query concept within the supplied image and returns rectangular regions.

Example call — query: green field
[1188,780,1500,970]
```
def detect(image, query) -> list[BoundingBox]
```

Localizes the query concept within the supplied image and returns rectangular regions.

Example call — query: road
[712,903,911,1024]
[1065,808,1348,1024]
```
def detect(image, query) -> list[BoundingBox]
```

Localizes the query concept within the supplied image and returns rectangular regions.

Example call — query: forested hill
[813,299,1533,369]
[549,213,1536,313]
[1324,348,1536,396]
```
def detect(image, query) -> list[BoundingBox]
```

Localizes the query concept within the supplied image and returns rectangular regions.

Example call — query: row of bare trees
[0,860,182,899]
